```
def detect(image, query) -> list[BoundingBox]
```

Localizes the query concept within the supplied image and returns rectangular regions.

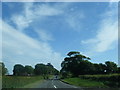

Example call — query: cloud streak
[65,8,85,31]
[11,3,64,31]
[2,3,72,73]
[35,29,54,41]
[81,2,118,53]
[2,20,63,73]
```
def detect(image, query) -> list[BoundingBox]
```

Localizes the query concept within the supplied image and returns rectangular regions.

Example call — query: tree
[61,51,91,77]
[24,65,34,76]
[54,68,59,75]
[34,64,47,75]
[46,63,54,68]
[99,63,106,74]
[105,61,117,74]
[67,51,80,57]
[13,64,25,76]
[0,63,1,75]
[77,60,94,75]
[117,67,120,73]
[61,51,118,77]
[93,63,106,74]
[0,62,8,75]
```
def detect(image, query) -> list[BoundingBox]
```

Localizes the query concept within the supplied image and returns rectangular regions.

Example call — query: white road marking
[52,80,57,88]
[54,85,57,88]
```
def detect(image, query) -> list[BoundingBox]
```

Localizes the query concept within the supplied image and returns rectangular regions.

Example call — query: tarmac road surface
[35,79,78,88]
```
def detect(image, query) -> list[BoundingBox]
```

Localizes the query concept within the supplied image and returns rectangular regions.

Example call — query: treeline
[13,63,59,77]
[1,62,59,77]
[60,51,120,78]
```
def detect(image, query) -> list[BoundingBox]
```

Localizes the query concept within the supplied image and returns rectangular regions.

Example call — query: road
[24,76,82,89]
[35,75,80,88]
[32,79,120,90]
[35,79,78,88]
[23,76,120,90]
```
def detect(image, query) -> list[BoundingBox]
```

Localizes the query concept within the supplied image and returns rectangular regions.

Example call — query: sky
[1,2,118,74]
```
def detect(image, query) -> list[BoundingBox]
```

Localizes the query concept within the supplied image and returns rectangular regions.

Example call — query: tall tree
[0,62,8,75]
[61,51,91,77]
[24,65,34,76]
[117,67,120,73]
[105,61,117,74]
[34,64,47,75]
[13,64,25,76]
[46,63,54,68]
[67,51,80,57]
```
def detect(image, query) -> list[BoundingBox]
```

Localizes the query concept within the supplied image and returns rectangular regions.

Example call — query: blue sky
[1,2,118,74]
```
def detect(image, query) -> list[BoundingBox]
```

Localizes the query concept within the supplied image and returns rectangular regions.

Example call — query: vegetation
[13,63,59,77]
[2,62,58,88]
[0,62,8,76]
[79,74,120,87]
[34,63,58,75]
[1,51,120,88]
[60,51,120,77]
[24,65,34,76]
[62,74,120,88]
[13,64,25,76]
[2,76,44,88]
[62,77,106,87]
[60,51,120,88]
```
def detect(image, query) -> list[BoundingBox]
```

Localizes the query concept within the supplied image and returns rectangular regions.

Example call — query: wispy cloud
[65,9,85,31]
[1,20,63,73]
[11,3,84,33]
[35,29,54,41]
[2,3,72,73]
[81,2,118,53]
[0,20,2,62]
[11,3,64,31]
[10,3,66,43]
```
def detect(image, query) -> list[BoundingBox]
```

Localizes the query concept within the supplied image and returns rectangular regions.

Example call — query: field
[2,76,44,88]
[62,74,120,88]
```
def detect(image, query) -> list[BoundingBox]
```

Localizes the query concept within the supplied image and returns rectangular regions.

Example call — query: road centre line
[53,85,57,88]
[52,80,57,88]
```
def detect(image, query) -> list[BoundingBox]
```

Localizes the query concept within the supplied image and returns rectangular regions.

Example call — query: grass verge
[79,74,120,87]
[62,77,107,88]
[2,76,44,88]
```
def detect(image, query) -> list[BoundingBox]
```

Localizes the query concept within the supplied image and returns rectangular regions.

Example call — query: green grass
[62,74,120,88]
[0,76,2,89]
[79,73,120,78]
[62,77,107,88]
[2,76,44,88]
[79,74,120,87]
[23,79,44,88]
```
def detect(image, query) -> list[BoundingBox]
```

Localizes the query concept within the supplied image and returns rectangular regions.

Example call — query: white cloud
[10,3,66,43]
[12,15,32,31]
[1,20,63,73]
[2,3,73,74]
[0,19,2,62]
[35,29,54,41]
[34,4,63,16]
[11,3,63,31]
[96,21,117,52]
[81,2,118,53]
[65,11,85,31]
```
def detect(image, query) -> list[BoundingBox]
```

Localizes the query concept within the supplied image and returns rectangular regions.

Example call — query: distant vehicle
[54,75,59,80]
[55,75,57,79]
